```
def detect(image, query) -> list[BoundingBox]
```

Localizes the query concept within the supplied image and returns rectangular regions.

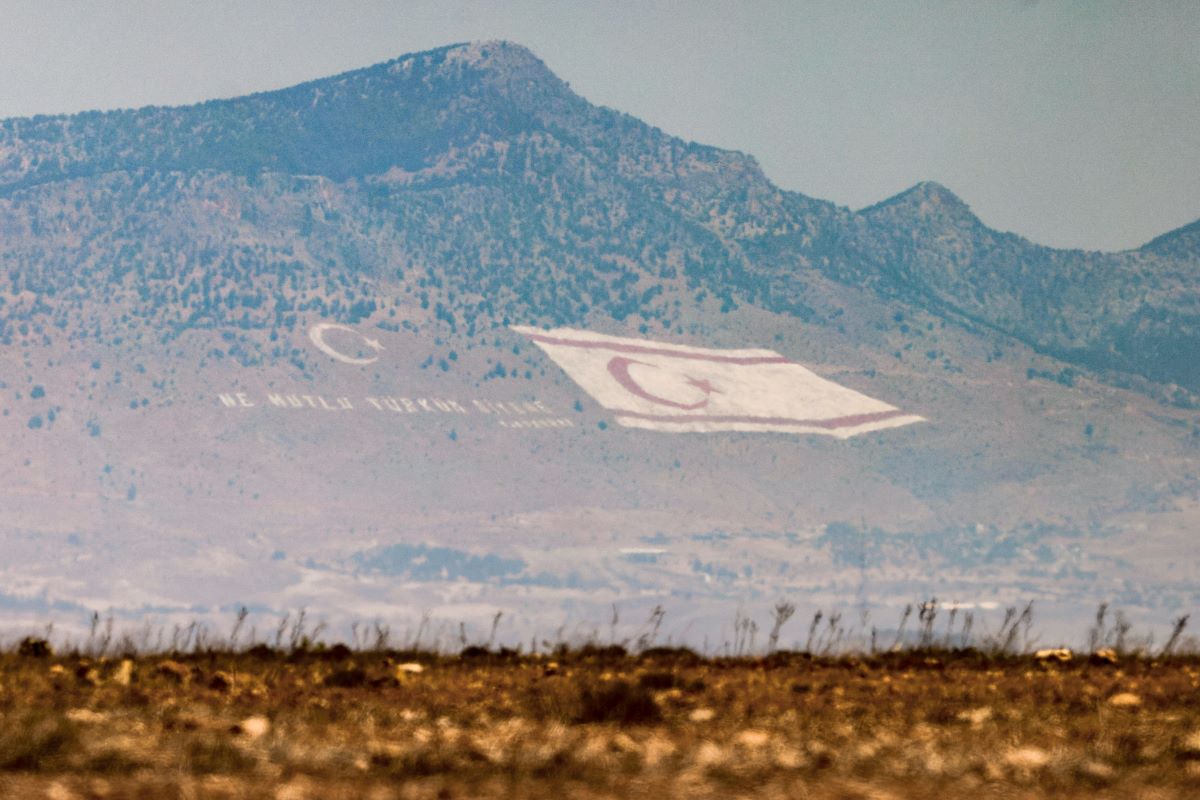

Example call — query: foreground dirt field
[1,644,1199,799]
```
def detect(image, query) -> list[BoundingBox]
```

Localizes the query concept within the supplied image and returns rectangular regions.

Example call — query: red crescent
[606,356,711,410]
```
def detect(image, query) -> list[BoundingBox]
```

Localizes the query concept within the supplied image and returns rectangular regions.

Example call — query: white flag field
[513,326,925,438]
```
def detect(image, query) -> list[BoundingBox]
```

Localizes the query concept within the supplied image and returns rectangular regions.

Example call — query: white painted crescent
[307,323,384,365]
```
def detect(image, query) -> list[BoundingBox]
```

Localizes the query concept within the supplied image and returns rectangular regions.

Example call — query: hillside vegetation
[1,40,1197,396]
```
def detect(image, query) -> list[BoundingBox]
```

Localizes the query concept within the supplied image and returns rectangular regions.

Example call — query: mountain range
[1,41,1197,645]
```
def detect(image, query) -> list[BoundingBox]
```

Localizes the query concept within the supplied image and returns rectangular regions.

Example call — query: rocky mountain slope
[1,41,1195,393]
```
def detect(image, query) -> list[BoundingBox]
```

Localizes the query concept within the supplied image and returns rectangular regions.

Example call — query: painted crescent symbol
[606,356,716,410]
[308,323,384,365]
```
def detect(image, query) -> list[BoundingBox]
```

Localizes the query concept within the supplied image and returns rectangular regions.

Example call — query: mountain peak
[860,180,978,226]
[444,40,545,68]
[0,39,579,192]
[910,180,964,204]
[367,40,567,101]
[378,40,554,80]
[891,181,967,209]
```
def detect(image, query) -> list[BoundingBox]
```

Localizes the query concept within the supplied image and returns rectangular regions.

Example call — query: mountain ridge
[3,42,1192,247]
[0,39,1196,394]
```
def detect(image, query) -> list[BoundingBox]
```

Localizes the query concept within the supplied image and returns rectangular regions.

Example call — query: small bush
[637,670,682,690]
[323,667,368,688]
[459,645,491,660]
[17,637,53,658]
[577,644,628,661]
[318,643,353,661]
[575,680,661,725]
[638,646,701,665]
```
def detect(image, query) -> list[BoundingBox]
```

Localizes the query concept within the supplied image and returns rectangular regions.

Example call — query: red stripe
[521,332,791,366]
[614,408,912,430]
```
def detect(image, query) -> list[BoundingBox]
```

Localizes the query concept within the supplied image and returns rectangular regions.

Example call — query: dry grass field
[1,617,1200,800]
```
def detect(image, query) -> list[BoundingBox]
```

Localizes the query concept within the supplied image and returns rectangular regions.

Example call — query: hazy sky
[1,1,1196,251]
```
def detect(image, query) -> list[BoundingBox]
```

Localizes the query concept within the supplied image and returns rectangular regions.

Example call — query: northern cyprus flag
[513,326,924,438]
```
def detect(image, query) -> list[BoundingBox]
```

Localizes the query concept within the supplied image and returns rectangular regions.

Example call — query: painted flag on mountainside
[512,326,924,438]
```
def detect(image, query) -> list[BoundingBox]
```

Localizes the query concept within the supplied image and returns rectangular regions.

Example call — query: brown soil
[1,646,1198,798]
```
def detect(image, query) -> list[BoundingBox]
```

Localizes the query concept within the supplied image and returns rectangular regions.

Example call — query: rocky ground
[0,640,1199,799]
